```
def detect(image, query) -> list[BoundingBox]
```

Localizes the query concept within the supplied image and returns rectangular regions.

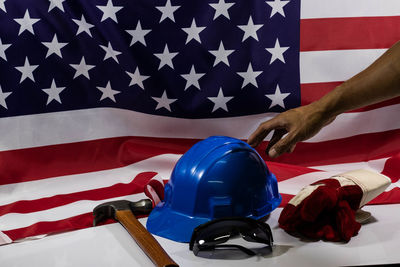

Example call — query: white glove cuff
[331,169,391,207]
[288,184,323,206]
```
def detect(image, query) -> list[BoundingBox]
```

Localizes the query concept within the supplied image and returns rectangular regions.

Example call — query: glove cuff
[331,169,391,207]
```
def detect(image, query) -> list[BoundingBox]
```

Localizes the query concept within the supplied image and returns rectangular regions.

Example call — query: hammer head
[93,199,153,226]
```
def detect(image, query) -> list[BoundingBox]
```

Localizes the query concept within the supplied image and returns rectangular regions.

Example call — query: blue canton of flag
[0,0,300,119]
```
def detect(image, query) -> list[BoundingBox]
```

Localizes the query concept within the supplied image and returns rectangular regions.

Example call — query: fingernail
[268,148,277,158]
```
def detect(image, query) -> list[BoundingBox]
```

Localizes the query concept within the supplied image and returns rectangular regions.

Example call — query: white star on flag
[265,38,289,64]
[181,65,205,90]
[0,38,11,61]
[208,88,234,112]
[266,0,290,18]
[97,81,120,102]
[126,21,151,46]
[42,79,66,105]
[0,86,11,109]
[100,42,121,63]
[73,15,94,37]
[154,44,178,70]
[156,0,180,23]
[15,57,39,83]
[265,84,290,109]
[237,63,262,88]
[152,90,177,111]
[209,41,234,67]
[14,10,40,36]
[238,16,263,42]
[0,0,6,12]
[209,0,235,20]
[97,0,123,23]
[70,57,95,79]
[48,0,66,12]
[182,19,205,44]
[126,67,149,89]
[42,34,67,58]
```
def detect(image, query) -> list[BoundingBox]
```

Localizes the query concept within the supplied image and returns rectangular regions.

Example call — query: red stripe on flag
[0,137,197,186]
[279,193,294,207]
[301,83,400,111]
[301,82,341,106]
[300,16,400,51]
[2,132,399,187]
[3,211,149,242]
[268,161,318,182]
[3,213,94,242]
[0,172,158,216]
[369,188,400,205]
[257,129,400,166]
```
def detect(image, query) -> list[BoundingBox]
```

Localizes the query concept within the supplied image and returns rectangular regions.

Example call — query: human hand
[247,103,335,158]
[278,170,391,242]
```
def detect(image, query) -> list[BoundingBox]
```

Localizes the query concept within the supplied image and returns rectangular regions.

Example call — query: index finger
[247,117,284,147]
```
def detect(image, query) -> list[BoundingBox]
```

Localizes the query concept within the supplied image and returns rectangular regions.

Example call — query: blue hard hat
[146,136,281,242]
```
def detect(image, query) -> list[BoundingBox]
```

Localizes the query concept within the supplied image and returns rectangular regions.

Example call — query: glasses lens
[190,217,273,255]
[242,220,273,247]
[242,227,272,246]
[194,223,236,247]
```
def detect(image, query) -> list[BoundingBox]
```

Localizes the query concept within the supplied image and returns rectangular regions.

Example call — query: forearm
[247,41,400,156]
[312,41,400,118]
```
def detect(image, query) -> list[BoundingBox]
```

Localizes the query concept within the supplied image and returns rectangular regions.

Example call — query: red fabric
[278,178,363,242]
[144,178,165,206]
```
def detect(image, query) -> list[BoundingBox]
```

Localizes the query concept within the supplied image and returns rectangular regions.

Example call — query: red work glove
[279,169,391,242]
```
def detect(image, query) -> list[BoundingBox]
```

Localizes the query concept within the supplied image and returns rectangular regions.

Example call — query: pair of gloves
[279,169,391,242]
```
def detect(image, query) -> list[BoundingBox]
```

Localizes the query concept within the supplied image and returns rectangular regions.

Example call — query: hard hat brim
[146,203,210,243]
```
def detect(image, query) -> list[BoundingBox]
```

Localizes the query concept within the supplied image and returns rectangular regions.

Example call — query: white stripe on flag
[0,108,276,151]
[0,105,400,151]
[279,171,340,196]
[308,104,400,142]
[386,181,400,192]
[0,104,399,151]
[301,0,400,19]
[300,49,386,84]
[309,158,388,173]
[0,232,12,245]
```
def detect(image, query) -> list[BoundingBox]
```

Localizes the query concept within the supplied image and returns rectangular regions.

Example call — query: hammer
[93,199,179,267]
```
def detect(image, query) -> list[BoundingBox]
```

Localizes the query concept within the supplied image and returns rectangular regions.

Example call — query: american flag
[0,0,399,245]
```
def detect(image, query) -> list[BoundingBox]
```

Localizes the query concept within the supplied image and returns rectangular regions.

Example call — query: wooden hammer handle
[115,210,179,267]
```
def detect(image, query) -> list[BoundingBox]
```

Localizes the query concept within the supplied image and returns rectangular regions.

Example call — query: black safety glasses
[189,217,273,256]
